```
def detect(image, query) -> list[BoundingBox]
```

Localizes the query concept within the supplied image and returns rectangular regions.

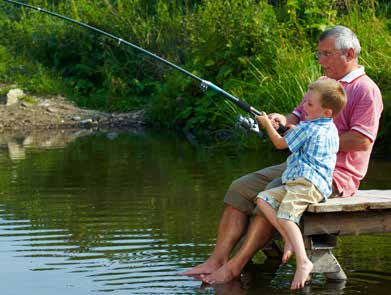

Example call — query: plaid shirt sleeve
[284,122,308,153]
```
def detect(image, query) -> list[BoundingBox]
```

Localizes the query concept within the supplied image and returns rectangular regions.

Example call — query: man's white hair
[319,25,361,59]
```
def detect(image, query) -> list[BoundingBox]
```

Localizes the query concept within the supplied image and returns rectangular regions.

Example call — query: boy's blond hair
[308,79,347,118]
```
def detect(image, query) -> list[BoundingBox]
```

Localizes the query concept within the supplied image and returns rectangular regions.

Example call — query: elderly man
[181,25,383,285]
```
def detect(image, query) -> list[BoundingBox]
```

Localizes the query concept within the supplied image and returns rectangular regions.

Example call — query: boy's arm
[257,114,288,150]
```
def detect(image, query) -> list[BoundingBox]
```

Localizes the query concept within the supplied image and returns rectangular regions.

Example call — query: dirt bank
[0,86,146,132]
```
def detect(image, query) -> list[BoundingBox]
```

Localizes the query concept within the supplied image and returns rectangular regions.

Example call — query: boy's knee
[255,197,266,207]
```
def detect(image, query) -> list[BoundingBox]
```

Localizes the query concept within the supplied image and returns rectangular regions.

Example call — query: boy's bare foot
[290,260,313,290]
[179,258,222,276]
[199,263,239,284]
[282,242,294,263]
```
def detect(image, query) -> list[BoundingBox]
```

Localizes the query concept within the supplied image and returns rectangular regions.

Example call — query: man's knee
[224,175,259,216]
[227,177,245,194]
[265,177,283,190]
[224,164,285,216]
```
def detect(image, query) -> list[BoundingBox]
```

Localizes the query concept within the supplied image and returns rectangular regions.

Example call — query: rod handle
[251,108,289,135]
[277,124,289,134]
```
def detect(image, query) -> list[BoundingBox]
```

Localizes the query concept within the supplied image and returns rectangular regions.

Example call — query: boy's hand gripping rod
[2,0,288,135]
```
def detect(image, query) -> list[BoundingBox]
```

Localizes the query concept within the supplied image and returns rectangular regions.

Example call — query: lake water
[0,128,390,295]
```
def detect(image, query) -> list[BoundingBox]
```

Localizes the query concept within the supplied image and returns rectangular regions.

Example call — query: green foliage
[0,0,186,110]
[0,0,389,148]
[21,95,38,105]
[0,45,10,81]
[287,0,338,29]
[185,0,277,77]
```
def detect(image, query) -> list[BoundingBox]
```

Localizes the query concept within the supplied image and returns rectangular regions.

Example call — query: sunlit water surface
[0,129,390,295]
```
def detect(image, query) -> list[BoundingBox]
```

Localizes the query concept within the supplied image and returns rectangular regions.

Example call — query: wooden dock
[301,190,391,280]
[261,190,391,280]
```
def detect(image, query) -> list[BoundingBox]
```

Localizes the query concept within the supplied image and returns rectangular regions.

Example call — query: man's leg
[200,214,274,283]
[180,204,248,275]
[197,167,286,282]
[181,163,286,277]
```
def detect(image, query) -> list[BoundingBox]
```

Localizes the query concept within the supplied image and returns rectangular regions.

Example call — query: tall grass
[246,45,321,114]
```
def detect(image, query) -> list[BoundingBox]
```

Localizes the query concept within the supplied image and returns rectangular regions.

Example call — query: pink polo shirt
[292,67,383,197]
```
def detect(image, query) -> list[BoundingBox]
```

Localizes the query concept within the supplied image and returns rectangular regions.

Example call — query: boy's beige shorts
[257,177,324,224]
[224,162,339,217]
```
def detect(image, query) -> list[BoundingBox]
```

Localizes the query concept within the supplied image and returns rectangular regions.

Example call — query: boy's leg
[278,219,313,290]
[277,178,324,290]
[256,197,294,263]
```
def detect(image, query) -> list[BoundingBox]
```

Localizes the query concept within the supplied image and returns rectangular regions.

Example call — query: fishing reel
[200,80,210,92]
[236,114,263,137]
[199,80,263,137]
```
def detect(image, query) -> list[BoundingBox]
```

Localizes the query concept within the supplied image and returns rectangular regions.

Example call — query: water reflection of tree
[335,234,391,273]
[0,130,287,255]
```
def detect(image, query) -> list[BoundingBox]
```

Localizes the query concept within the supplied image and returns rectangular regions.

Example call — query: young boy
[255,79,346,290]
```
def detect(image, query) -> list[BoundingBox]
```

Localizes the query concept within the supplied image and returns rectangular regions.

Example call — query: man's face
[317,36,349,80]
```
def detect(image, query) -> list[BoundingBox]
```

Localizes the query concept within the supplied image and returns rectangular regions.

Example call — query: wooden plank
[302,210,391,236]
[307,190,391,213]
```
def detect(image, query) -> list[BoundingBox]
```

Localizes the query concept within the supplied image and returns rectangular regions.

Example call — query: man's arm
[286,113,300,125]
[339,130,372,152]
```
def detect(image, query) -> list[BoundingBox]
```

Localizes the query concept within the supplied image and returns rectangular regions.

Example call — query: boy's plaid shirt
[282,118,339,199]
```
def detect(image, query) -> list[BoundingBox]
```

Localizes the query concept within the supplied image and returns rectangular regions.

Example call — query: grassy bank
[0,0,389,149]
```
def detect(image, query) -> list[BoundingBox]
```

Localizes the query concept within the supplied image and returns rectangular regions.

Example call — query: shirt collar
[338,66,365,83]
[306,117,333,124]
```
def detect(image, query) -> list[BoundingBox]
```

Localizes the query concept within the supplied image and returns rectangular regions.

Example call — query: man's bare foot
[291,260,313,290]
[199,263,238,284]
[282,242,294,263]
[179,259,222,276]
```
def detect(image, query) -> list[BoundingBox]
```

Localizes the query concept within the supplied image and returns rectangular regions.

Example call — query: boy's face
[303,90,332,121]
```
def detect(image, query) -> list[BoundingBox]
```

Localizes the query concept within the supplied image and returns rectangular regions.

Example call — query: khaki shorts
[224,162,287,216]
[257,177,324,224]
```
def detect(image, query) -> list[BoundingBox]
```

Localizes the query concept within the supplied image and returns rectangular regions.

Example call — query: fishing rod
[2,0,288,135]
